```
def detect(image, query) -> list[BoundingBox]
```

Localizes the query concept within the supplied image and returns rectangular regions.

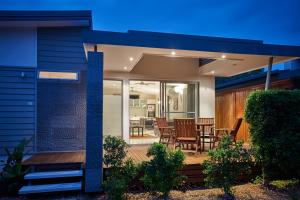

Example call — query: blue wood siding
[0,67,36,155]
[37,28,87,71]
[37,27,87,152]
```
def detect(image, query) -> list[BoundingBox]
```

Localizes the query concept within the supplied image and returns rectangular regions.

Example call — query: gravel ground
[1,183,299,200]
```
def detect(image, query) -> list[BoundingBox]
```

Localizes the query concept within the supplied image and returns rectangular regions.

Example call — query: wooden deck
[22,145,210,184]
[22,145,209,167]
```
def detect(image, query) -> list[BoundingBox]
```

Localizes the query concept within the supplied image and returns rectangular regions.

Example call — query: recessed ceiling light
[129,57,134,61]
[124,66,128,70]
[221,54,226,59]
[171,51,176,55]
[211,70,215,74]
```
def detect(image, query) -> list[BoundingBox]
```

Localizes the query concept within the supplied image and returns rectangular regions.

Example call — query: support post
[85,51,103,192]
[265,57,273,90]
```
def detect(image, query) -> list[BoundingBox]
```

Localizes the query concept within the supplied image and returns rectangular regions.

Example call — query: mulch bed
[1,183,299,200]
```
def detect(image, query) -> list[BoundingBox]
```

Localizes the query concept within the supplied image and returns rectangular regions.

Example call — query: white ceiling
[84,44,296,77]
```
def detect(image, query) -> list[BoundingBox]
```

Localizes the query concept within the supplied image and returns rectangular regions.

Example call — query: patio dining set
[156,117,243,153]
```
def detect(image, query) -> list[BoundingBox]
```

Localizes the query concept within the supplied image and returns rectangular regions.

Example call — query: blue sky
[1,0,299,70]
[1,0,300,46]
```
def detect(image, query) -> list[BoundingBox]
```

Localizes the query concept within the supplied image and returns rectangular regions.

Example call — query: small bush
[270,179,299,190]
[103,136,137,200]
[203,135,251,196]
[0,139,30,194]
[141,143,185,199]
[245,90,300,183]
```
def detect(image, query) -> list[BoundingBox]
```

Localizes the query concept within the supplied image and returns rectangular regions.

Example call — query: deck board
[22,145,209,166]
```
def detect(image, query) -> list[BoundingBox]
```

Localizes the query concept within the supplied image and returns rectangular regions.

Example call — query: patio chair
[197,118,214,150]
[214,118,243,147]
[156,117,174,145]
[174,118,200,153]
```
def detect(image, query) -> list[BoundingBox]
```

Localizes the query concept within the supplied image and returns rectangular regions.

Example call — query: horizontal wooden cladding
[0,77,35,83]
[0,83,35,89]
[0,106,34,112]
[38,56,86,64]
[0,124,35,129]
[38,62,86,70]
[216,79,296,143]
[38,50,86,58]
[0,118,35,124]
[0,129,35,135]
[0,67,36,155]
[0,112,34,118]
[0,88,35,95]
[0,100,35,106]
[37,27,87,70]
[0,70,35,78]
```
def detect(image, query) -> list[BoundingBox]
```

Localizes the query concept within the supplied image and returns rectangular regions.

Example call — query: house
[0,10,300,193]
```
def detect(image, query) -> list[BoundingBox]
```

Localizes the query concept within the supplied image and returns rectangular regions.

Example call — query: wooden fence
[215,79,295,143]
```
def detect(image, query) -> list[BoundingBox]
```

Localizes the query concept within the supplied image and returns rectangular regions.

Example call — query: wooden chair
[214,118,243,147]
[197,118,214,150]
[130,118,144,137]
[174,118,200,153]
[156,117,174,145]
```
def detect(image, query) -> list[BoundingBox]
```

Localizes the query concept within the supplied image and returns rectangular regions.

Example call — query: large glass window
[161,82,197,120]
[103,80,122,137]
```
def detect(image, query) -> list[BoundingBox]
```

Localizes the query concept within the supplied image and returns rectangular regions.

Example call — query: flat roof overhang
[83,30,300,77]
[0,11,92,27]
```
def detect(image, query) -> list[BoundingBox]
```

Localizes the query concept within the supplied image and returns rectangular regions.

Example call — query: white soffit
[85,44,296,77]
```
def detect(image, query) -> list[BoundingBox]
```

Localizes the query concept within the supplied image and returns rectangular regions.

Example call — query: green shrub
[270,179,299,190]
[141,143,185,199]
[103,136,137,200]
[203,135,251,196]
[0,139,30,194]
[245,90,300,183]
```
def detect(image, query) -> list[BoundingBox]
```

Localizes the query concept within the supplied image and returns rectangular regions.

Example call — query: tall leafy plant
[245,90,300,184]
[0,139,30,194]
[203,135,251,198]
[141,143,185,199]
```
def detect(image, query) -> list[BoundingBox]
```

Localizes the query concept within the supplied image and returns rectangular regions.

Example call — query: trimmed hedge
[245,90,300,181]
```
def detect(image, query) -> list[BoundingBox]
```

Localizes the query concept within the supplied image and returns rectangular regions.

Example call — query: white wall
[199,76,215,118]
[0,28,37,67]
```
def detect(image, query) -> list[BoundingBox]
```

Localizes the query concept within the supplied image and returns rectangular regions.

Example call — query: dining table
[196,122,214,151]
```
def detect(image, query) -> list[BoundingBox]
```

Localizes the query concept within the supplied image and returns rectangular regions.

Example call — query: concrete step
[24,170,83,180]
[19,182,82,194]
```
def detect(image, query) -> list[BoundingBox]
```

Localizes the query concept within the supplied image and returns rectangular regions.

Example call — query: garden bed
[1,183,299,200]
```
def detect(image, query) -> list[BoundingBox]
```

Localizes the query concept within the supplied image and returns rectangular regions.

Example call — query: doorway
[129,81,160,144]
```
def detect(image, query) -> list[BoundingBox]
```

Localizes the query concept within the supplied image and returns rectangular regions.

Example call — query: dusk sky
[1,0,300,46]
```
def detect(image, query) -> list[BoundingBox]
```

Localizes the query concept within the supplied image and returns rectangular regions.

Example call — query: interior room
[129,81,160,144]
